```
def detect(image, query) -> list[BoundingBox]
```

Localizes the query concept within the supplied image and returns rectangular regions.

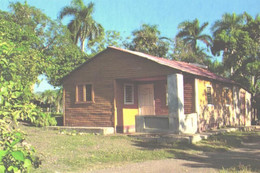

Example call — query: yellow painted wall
[198,80,212,106]
[197,79,237,131]
[123,108,138,126]
[198,80,214,122]
[245,90,252,126]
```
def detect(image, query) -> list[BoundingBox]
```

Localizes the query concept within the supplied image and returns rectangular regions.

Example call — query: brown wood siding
[184,76,195,114]
[63,49,177,127]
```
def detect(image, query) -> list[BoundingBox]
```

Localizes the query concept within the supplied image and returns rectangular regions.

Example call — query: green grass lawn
[20,124,260,173]
[21,125,175,172]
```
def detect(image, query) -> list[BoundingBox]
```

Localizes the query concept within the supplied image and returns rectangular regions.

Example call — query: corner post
[167,73,184,133]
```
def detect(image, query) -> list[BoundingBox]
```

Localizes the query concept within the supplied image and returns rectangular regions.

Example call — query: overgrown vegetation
[0,121,41,172]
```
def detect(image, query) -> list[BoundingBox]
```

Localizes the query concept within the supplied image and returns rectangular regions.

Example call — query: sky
[0,0,259,92]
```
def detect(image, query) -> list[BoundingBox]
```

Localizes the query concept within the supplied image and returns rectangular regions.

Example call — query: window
[76,84,94,102]
[223,87,230,105]
[86,84,92,101]
[207,86,213,105]
[124,84,134,104]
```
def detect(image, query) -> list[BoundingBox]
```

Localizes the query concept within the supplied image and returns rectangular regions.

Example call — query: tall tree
[126,24,170,57]
[211,13,244,40]
[211,13,245,76]
[59,0,104,52]
[43,22,86,86]
[9,1,50,39]
[172,38,210,64]
[89,30,124,54]
[176,18,212,52]
[211,12,260,94]
[0,11,45,85]
[7,1,86,86]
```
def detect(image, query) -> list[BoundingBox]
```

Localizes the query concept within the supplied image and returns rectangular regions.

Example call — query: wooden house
[62,47,252,134]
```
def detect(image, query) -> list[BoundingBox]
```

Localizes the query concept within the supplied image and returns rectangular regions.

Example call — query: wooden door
[138,84,155,115]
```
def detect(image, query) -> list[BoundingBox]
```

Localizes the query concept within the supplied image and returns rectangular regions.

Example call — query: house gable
[63,48,178,85]
[63,48,178,127]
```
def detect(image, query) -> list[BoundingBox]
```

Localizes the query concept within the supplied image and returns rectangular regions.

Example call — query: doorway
[138,84,155,115]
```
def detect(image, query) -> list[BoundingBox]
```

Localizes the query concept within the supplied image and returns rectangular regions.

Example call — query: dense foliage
[59,0,104,52]
[0,32,42,172]
[0,120,41,172]
[211,13,260,94]
[125,24,171,58]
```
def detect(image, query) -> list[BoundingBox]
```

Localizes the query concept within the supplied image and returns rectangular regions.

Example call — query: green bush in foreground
[0,120,41,173]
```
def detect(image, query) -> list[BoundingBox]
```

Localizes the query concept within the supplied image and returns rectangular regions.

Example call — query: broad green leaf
[7,165,19,172]
[23,159,32,168]
[0,165,6,173]
[0,150,7,160]
[10,137,22,147]
[11,151,25,161]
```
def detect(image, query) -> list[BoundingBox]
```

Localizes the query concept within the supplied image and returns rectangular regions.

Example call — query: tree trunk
[230,66,234,76]
[81,40,85,52]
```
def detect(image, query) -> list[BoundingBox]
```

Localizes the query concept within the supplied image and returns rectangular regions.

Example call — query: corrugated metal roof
[108,46,235,84]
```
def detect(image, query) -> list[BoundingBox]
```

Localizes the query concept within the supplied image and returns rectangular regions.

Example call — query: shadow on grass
[130,130,260,172]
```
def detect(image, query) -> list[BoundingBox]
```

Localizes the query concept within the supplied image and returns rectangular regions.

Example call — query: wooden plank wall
[184,75,195,114]
[63,49,177,127]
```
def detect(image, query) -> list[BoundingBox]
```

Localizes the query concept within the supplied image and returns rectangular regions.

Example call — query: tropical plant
[126,24,170,57]
[0,120,41,172]
[0,37,42,172]
[8,1,50,39]
[171,37,211,65]
[59,0,104,52]
[211,13,244,40]
[176,18,212,52]
[211,12,260,95]
[43,21,86,86]
[6,1,87,86]
[34,89,63,113]
[211,13,245,62]
[89,30,124,54]
[0,12,45,85]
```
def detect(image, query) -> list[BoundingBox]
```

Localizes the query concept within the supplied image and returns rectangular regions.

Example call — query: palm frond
[199,22,209,33]
[58,6,78,19]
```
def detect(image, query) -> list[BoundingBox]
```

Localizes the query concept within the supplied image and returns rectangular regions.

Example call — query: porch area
[114,73,198,134]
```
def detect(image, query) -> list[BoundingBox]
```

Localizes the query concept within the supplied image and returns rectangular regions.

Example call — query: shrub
[18,104,57,127]
[0,120,41,172]
[32,112,57,127]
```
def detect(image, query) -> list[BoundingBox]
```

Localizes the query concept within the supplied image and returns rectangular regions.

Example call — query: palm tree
[41,90,56,112]
[211,13,244,39]
[54,88,63,113]
[176,18,212,52]
[127,24,170,57]
[211,13,244,75]
[59,0,104,52]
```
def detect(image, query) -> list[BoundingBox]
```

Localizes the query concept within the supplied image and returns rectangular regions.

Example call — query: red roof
[108,46,235,84]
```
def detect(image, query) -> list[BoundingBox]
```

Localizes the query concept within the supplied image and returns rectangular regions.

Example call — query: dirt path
[92,129,260,173]
[92,158,217,173]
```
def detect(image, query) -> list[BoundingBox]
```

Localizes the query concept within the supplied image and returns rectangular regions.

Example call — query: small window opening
[207,86,213,105]
[124,84,134,104]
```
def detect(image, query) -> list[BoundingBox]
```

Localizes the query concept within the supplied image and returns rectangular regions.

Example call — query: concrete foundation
[48,126,115,135]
